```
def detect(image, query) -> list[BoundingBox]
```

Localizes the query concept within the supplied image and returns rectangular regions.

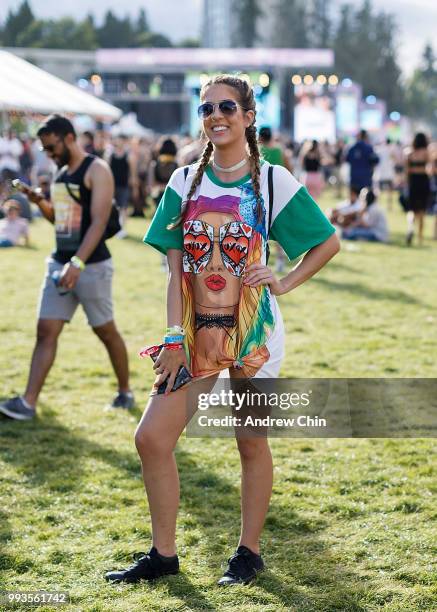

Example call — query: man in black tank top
[109,136,138,237]
[0,115,134,421]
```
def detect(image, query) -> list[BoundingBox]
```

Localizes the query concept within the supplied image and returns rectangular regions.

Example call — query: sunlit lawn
[0,191,436,611]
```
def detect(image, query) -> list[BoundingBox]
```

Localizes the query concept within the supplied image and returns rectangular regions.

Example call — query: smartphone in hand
[11,179,42,202]
[148,344,192,394]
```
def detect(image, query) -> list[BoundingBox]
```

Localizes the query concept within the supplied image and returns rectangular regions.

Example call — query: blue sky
[1,0,435,77]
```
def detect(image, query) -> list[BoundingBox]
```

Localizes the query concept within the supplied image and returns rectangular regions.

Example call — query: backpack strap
[266,165,274,265]
[267,164,274,234]
[184,166,189,180]
[57,156,96,205]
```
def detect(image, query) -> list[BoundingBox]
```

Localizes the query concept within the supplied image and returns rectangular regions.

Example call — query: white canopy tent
[110,113,153,138]
[0,50,121,120]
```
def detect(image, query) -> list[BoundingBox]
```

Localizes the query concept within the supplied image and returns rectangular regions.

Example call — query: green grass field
[1,193,436,611]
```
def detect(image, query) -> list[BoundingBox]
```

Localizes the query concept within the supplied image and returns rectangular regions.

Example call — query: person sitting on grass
[328,185,363,228]
[0,200,29,247]
[342,189,389,243]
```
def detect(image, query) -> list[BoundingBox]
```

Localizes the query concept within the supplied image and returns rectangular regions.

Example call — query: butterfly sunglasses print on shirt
[183,219,252,277]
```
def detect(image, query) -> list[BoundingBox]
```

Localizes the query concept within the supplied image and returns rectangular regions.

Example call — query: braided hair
[168,74,262,229]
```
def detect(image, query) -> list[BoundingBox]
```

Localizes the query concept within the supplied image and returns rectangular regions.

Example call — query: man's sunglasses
[197,99,244,119]
[39,138,62,154]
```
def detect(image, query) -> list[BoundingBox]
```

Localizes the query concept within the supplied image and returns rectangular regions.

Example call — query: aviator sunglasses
[39,137,62,154]
[197,99,245,119]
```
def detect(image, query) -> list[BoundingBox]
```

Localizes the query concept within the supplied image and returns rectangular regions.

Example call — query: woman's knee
[134,424,174,459]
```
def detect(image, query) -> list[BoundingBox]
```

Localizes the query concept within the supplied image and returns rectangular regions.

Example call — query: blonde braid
[167,140,213,229]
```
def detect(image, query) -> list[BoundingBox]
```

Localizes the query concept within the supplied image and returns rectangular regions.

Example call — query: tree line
[1,0,435,126]
[235,0,435,124]
[0,2,199,50]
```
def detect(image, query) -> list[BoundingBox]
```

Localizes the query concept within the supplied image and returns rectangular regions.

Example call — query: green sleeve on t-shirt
[143,185,183,255]
[269,186,335,260]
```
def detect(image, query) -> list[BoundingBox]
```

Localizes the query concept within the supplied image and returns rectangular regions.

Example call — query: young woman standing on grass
[106,75,340,586]
[405,132,431,246]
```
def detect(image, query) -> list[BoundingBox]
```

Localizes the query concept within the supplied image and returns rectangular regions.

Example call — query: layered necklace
[212,157,248,173]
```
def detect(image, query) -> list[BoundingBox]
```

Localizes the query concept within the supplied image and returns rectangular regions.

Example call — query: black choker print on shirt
[195,313,236,335]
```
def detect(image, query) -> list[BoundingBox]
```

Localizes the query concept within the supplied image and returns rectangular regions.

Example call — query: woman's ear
[244,110,255,128]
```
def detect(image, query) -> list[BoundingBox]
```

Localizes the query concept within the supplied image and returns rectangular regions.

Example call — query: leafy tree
[16,20,46,48]
[307,0,332,48]
[97,11,135,48]
[135,9,149,37]
[271,0,308,48]
[74,16,98,50]
[333,4,356,77]
[137,32,173,48]
[179,38,200,48]
[0,4,170,51]
[233,0,263,47]
[333,0,403,111]
[405,43,437,131]
[16,16,97,50]
[2,0,34,46]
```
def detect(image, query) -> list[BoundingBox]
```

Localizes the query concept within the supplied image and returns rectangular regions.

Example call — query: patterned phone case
[150,345,192,394]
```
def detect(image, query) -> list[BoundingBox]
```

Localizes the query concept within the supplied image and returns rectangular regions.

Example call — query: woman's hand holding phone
[153,346,190,395]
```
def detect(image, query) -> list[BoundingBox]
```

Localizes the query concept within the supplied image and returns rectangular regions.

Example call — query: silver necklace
[212,157,248,173]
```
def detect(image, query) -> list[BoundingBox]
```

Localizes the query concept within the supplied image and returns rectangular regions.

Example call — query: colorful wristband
[70,255,85,271]
[139,345,161,358]
[138,343,184,358]
[166,325,185,336]
[164,334,185,344]
[164,343,184,351]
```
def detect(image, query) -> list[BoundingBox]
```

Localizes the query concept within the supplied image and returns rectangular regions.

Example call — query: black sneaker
[105,547,179,583]
[0,396,35,421]
[217,545,265,586]
[109,391,135,410]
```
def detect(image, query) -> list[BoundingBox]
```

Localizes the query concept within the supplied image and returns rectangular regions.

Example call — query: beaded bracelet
[139,343,184,358]
[166,325,185,336]
[164,343,184,351]
[164,334,185,344]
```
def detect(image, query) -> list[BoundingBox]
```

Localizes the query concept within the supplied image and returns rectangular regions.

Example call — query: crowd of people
[0,77,435,587]
[1,126,436,250]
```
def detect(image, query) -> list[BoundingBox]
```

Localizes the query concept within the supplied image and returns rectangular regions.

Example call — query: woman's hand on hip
[243,263,285,295]
[153,346,189,395]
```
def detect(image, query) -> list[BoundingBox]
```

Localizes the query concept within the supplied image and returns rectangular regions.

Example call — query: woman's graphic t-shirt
[144,162,335,379]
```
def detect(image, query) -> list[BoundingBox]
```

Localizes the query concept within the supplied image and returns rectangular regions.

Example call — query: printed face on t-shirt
[185,211,243,310]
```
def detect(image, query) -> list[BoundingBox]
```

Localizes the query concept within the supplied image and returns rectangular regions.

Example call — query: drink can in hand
[51,270,69,295]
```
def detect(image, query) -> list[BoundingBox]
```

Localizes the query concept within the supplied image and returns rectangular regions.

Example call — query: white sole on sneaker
[0,405,34,420]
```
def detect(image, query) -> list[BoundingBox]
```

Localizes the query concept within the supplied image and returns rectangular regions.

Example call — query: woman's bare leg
[134,376,218,556]
[135,389,189,556]
[237,437,273,554]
